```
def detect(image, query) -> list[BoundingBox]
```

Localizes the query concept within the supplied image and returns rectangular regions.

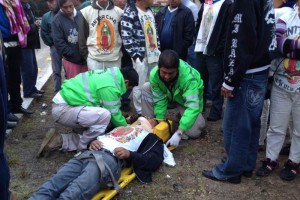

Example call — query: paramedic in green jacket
[142,50,205,147]
[39,67,138,154]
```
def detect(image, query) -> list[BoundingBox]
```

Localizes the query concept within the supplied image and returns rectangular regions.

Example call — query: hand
[220,86,234,98]
[114,147,130,159]
[166,130,182,147]
[35,20,41,28]
[89,140,102,150]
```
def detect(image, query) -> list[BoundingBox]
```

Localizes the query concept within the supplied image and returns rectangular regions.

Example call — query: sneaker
[37,128,62,157]
[280,159,300,181]
[256,158,279,177]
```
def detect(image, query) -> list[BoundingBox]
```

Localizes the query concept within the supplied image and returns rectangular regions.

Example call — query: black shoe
[207,116,222,122]
[202,170,241,184]
[37,89,45,94]
[256,158,279,177]
[242,171,253,178]
[7,121,17,129]
[24,92,43,98]
[11,107,34,114]
[8,113,19,122]
[280,159,300,181]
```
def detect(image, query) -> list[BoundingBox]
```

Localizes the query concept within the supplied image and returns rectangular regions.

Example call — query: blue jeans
[213,72,268,178]
[29,150,122,200]
[0,55,10,200]
[20,49,38,96]
[196,53,224,118]
[50,46,63,93]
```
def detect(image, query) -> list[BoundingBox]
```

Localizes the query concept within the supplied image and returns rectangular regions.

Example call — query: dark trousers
[5,46,23,111]
[0,55,10,200]
[20,48,38,96]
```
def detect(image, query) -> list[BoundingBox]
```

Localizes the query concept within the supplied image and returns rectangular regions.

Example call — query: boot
[37,128,62,158]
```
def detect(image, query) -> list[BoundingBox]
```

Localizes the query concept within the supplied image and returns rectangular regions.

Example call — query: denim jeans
[50,46,63,93]
[195,53,224,118]
[213,72,268,178]
[20,49,38,96]
[29,150,122,200]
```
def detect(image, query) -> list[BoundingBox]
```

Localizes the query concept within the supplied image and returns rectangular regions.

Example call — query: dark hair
[120,67,139,87]
[57,0,73,7]
[158,49,179,69]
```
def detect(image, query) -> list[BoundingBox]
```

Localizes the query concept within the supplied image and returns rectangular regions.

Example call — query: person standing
[20,0,44,98]
[202,0,276,183]
[52,0,88,79]
[41,0,63,93]
[121,0,160,116]
[155,0,195,61]
[78,0,123,70]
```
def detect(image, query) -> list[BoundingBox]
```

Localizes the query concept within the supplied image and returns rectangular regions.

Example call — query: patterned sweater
[120,4,160,61]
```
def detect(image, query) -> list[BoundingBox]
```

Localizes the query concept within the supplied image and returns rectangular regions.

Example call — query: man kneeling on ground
[38,67,138,156]
[30,117,164,199]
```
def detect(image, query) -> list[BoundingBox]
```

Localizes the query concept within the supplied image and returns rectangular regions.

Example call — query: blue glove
[166,130,182,147]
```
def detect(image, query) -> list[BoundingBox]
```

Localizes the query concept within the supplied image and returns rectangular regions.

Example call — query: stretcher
[92,120,173,200]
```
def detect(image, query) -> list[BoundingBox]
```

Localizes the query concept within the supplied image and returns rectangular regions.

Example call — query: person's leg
[5,46,23,111]
[288,93,300,164]
[259,99,270,146]
[62,59,85,79]
[87,58,121,71]
[29,158,86,200]
[206,55,224,120]
[214,73,267,178]
[141,82,155,118]
[194,53,209,108]
[50,46,62,93]
[266,84,292,161]
[20,49,38,96]
[59,151,122,199]
[0,56,10,200]
[176,105,205,139]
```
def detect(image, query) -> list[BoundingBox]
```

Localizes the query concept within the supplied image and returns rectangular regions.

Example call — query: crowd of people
[0,0,300,199]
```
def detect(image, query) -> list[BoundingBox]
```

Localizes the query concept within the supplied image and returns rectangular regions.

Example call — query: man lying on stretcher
[29,117,175,200]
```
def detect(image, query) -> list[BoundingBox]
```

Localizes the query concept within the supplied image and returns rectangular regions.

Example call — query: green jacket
[60,67,127,127]
[150,60,204,131]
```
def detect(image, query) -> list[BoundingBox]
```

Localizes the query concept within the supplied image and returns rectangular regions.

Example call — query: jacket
[126,133,164,183]
[149,60,204,131]
[79,0,123,62]
[21,2,40,49]
[155,4,195,60]
[223,0,276,89]
[40,10,57,47]
[195,0,232,56]
[52,10,86,64]
[121,3,160,61]
[59,67,127,127]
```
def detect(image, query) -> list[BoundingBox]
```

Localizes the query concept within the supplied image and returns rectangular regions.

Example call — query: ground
[5,78,300,200]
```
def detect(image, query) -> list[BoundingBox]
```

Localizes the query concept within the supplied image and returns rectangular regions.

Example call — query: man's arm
[78,11,89,60]
[222,0,257,91]
[40,13,54,47]
[182,8,195,49]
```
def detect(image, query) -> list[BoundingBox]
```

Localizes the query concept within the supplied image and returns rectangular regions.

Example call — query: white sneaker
[163,144,176,167]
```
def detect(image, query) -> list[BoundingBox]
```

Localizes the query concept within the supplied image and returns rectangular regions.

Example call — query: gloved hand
[166,130,183,147]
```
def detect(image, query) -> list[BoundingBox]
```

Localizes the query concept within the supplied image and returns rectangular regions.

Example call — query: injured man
[30,117,175,200]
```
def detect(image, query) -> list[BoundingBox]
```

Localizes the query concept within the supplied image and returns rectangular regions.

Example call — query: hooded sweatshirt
[79,0,123,62]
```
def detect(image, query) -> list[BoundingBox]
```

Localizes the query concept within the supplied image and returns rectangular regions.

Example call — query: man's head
[136,0,154,10]
[58,0,75,18]
[98,0,109,7]
[120,67,139,90]
[273,0,295,8]
[168,0,181,9]
[158,50,179,83]
[45,0,59,11]
[113,0,127,9]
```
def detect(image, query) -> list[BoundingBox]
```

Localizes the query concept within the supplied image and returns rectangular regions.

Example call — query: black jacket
[22,2,40,49]
[126,133,164,183]
[155,4,195,60]
[223,0,276,88]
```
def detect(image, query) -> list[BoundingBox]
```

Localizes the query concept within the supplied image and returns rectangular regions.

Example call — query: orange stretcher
[92,120,172,200]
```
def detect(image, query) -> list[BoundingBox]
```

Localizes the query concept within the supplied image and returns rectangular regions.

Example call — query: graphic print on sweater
[97,18,115,54]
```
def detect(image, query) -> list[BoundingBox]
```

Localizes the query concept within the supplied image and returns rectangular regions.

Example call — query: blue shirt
[0,5,11,38]
[160,8,177,50]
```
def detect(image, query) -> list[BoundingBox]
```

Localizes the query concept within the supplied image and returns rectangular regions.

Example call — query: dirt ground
[5,78,300,200]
